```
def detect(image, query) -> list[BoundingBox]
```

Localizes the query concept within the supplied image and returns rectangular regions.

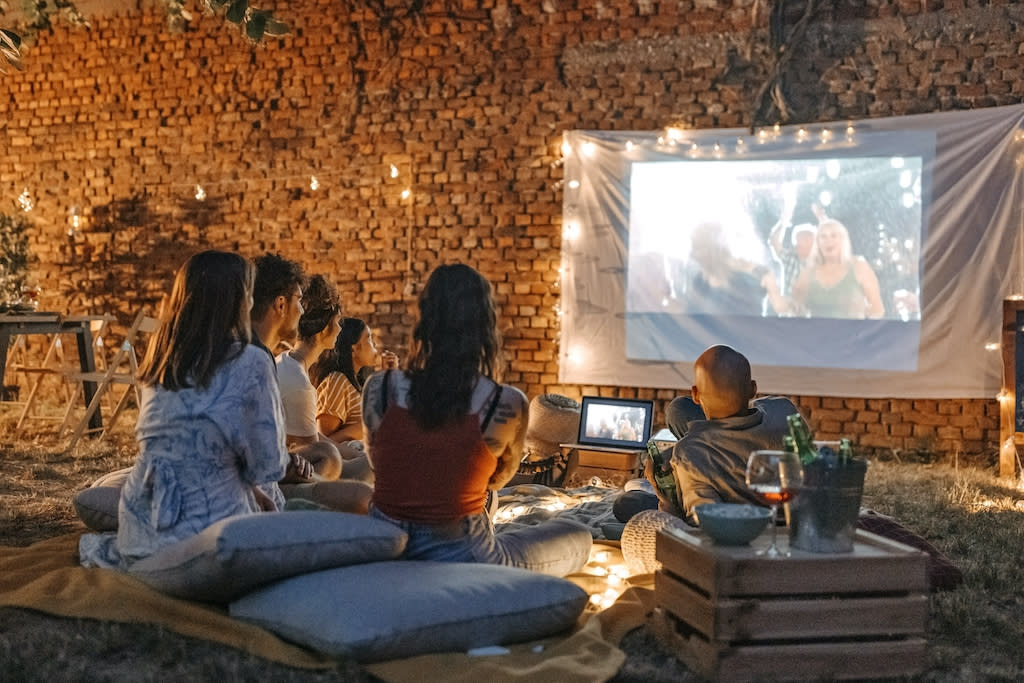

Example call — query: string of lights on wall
[11,163,414,231]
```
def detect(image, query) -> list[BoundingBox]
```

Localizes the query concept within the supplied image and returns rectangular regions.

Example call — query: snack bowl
[695,503,772,545]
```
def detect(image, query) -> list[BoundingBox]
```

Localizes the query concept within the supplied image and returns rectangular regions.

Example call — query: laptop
[561,396,655,452]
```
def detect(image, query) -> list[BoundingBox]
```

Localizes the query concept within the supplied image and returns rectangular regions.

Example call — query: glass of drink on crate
[745,450,804,557]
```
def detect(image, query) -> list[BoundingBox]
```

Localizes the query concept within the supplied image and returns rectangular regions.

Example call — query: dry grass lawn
[2,402,1023,681]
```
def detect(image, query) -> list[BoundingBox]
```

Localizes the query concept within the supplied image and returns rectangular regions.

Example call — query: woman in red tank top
[363,264,592,577]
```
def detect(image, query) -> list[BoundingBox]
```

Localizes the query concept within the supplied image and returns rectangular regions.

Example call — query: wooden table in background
[0,312,104,434]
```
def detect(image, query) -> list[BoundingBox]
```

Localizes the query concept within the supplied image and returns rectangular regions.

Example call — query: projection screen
[558,104,1024,398]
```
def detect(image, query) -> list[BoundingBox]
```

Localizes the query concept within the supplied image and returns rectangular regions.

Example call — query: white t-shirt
[275,352,318,439]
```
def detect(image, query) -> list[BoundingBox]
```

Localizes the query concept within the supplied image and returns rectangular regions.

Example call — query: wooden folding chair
[14,315,116,432]
[64,310,159,449]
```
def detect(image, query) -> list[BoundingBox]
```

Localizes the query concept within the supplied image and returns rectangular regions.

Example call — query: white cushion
[127,511,407,602]
[230,560,588,662]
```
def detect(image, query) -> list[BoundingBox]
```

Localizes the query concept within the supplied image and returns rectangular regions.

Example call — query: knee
[613,490,660,523]
[664,396,703,439]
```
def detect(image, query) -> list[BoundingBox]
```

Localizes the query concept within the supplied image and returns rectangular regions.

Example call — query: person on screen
[361,263,592,576]
[769,222,816,296]
[686,221,789,317]
[767,184,816,297]
[790,219,885,319]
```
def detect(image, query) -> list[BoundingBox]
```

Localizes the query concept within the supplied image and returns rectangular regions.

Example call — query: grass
[1,403,1023,681]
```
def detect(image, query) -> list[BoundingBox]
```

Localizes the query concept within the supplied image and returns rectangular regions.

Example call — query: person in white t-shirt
[276,275,372,484]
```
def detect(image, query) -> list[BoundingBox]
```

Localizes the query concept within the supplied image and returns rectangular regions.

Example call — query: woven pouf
[524,394,581,459]
[621,509,691,575]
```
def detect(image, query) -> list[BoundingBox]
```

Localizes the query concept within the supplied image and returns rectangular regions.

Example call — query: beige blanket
[0,534,656,683]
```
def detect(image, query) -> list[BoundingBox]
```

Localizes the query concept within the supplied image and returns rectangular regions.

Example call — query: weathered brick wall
[2,0,1018,463]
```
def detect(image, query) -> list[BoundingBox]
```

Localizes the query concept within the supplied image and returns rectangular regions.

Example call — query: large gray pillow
[72,467,132,532]
[127,511,407,603]
[229,560,588,662]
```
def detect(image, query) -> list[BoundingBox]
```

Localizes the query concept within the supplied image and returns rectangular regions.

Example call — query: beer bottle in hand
[645,439,678,505]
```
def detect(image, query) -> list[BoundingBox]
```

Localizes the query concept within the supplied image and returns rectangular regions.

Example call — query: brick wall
[2,0,1018,463]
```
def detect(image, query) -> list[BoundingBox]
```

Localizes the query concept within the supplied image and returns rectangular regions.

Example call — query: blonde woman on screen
[791,219,885,319]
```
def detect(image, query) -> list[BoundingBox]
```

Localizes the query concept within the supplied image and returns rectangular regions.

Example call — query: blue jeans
[369,506,592,577]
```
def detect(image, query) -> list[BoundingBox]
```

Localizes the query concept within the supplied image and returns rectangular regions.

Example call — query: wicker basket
[620,509,691,575]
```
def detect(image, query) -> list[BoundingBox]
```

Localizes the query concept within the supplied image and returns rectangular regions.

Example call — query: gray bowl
[695,503,772,545]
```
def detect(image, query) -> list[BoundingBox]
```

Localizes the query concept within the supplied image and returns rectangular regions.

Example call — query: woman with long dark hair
[362,264,592,576]
[310,317,397,444]
[80,250,290,568]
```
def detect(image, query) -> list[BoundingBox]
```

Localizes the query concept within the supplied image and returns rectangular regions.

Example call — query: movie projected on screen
[560,108,1024,398]
[618,133,932,371]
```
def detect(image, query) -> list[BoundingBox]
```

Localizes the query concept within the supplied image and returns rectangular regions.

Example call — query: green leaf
[245,12,266,42]
[0,29,22,51]
[225,0,248,24]
[264,18,288,36]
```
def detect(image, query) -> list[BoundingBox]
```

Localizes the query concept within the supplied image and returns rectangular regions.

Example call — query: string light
[17,188,33,212]
[400,189,411,200]
[568,179,580,190]
[389,164,399,179]
[985,342,1000,351]
[309,176,320,191]
[194,184,206,201]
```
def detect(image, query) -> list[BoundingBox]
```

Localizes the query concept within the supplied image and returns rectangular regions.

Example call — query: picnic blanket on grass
[0,485,655,682]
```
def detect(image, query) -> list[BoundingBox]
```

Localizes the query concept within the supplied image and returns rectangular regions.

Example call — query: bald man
[613,345,800,525]
[666,345,799,523]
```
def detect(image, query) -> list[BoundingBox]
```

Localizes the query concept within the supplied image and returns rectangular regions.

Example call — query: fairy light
[562,220,580,240]
[985,342,1000,351]
[400,189,411,200]
[997,389,1012,404]
[581,141,596,157]
[625,140,634,151]
[819,129,833,142]
[796,128,808,142]
[568,179,580,190]
[666,127,685,142]
[561,140,572,157]
[17,188,33,212]
[194,184,206,201]
[1007,294,1024,301]
[309,176,320,191]
[845,124,856,141]
[389,164,400,179]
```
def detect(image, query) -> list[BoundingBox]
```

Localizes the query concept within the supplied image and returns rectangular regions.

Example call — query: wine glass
[745,450,804,557]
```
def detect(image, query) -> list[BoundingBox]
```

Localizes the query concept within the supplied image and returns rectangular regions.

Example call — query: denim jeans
[369,506,592,577]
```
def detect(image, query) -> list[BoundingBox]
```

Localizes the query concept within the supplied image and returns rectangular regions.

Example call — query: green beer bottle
[786,413,818,466]
[839,437,854,464]
[645,439,678,505]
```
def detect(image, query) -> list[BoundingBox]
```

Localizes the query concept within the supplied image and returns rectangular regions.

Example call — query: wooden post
[999,299,1024,480]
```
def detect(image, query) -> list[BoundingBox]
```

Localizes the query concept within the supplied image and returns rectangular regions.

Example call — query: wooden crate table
[649,525,929,681]
[561,445,643,488]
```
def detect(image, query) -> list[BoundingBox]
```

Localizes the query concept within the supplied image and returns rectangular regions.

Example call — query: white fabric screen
[559,104,1024,398]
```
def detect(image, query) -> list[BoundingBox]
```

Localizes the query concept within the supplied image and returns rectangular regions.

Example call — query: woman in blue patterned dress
[80,250,291,568]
